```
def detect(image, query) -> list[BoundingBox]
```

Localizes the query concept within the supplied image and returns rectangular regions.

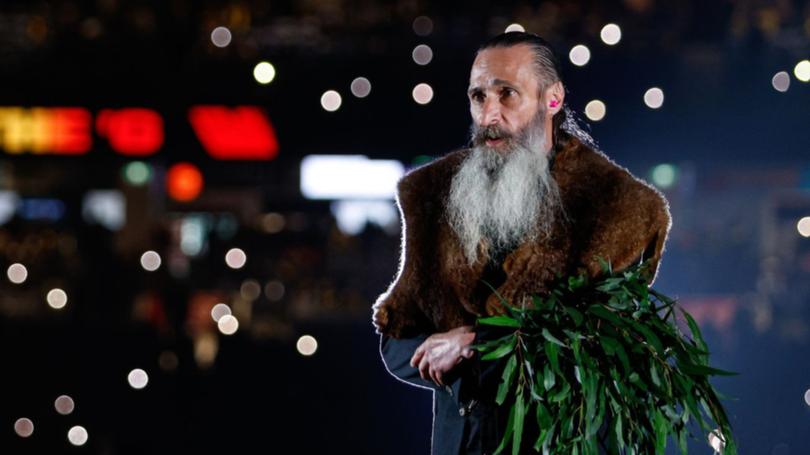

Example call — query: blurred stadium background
[1,0,809,453]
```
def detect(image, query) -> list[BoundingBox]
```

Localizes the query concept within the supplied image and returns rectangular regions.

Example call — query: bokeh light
[644,87,665,109]
[260,213,285,233]
[651,163,678,189]
[794,60,810,82]
[166,162,204,202]
[253,61,276,84]
[211,303,232,322]
[54,395,75,415]
[505,23,525,33]
[47,288,68,309]
[264,280,285,301]
[797,217,810,238]
[123,161,151,186]
[412,83,434,105]
[600,23,622,45]
[7,263,27,284]
[804,388,810,406]
[320,90,342,112]
[569,44,591,66]
[140,250,161,271]
[297,335,318,356]
[350,77,371,98]
[14,418,34,438]
[67,425,88,446]
[584,100,606,121]
[412,16,433,36]
[210,26,232,48]
[127,368,149,389]
[707,429,725,453]
[772,71,790,92]
[412,44,433,65]
[218,314,239,335]
[240,279,261,300]
[225,247,246,269]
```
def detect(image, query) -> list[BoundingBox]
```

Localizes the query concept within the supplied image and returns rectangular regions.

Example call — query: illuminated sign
[0,106,278,160]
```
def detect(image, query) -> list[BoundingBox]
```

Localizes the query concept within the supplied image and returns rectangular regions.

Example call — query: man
[372,32,671,454]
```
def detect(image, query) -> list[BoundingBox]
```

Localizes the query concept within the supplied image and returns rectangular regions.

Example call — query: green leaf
[512,390,527,455]
[678,362,738,376]
[481,335,516,361]
[543,364,556,391]
[629,321,665,354]
[496,354,518,405]
[542,328,567,347]
[564,306,584,326]
[495,402,516,455]
[544,341,560,374]
[478,315,521,328]
[587,304,625,327]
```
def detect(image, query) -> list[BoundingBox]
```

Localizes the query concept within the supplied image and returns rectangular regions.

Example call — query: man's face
[468,44,542,152]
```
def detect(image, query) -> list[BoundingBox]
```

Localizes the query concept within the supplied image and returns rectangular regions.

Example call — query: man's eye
[471,92,484,102]
[501,88,515,98]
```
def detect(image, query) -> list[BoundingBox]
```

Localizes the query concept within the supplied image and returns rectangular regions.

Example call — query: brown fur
[372,136,672,338]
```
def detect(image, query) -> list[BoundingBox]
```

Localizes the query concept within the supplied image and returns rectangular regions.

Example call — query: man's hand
[410,325,476,386]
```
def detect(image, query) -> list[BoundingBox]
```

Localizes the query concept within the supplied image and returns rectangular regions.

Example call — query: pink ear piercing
[549,100,559,108]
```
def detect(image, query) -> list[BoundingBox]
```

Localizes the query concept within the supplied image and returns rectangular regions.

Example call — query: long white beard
[447,119,562,265]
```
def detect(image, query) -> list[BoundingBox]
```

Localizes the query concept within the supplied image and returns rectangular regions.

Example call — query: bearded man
[372,32,671,454]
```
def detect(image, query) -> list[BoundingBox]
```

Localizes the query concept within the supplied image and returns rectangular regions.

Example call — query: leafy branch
[472,258,737,455]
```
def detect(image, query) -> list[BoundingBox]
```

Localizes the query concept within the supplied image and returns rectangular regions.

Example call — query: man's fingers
[430,367,443,386]
[418,356,430,381]
[410,350,424,368]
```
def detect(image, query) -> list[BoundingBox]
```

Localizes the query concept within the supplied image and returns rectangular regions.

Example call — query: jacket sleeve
[379,333,463,399]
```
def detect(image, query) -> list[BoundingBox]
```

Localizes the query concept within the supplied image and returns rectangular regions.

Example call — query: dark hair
[477,31,595,152]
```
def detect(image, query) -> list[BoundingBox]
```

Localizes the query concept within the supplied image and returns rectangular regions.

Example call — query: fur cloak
[372,136,672,339]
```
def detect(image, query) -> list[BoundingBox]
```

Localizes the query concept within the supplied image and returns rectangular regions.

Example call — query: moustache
[471,124,514,147]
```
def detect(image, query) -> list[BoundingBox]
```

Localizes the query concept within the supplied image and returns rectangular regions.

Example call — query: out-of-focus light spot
[158,350,179,371]
[253,61,276,84]
[82,190,125,230]
[584,100,606,121]
[47,288,68,309]
[331,200,399,235]
[505,23,525,33]
[320,90,342,112]
[569,44,591,66]
[54,395,75,415]
[264,280,285,301]
[260,213,285,233]
[7,263,27,284]
[218,314,239,335]
[803,388,810,406]
[0,191,19,226]
[67,425,88,446]
[412,16,433,36]
[412,83,434,104]
[180,216,206,256]
[794,60,810,82]
[300,155,404,199]
[240,279,261,301]
[123,161,151,186]
[600,23,622,45]
[140,250,161,271]
[296,335,318,356]
[772,71,790,92]
[350,77,372,98]
[127,368,149,389]
[194,332,219,368]
[651,163,677,189]
[707,429,725,453]
[644,87,665,109]
[412,44,433,65]
[211,303,232,322]
[14,418,34,438]
[225,248,246,269]
[797,217,810,238]
[210,26,232,48]
[166,162,204,202]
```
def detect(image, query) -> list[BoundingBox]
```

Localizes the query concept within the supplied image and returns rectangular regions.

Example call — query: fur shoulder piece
[372,140,672,338]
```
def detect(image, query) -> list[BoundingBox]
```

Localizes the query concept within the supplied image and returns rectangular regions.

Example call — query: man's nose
[481,98,502,126]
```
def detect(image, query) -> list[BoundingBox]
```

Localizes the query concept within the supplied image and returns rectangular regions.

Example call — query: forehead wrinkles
[469,46,539,89]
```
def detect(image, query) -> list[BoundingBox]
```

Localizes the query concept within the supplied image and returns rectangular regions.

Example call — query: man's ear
[544,81,565,115]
